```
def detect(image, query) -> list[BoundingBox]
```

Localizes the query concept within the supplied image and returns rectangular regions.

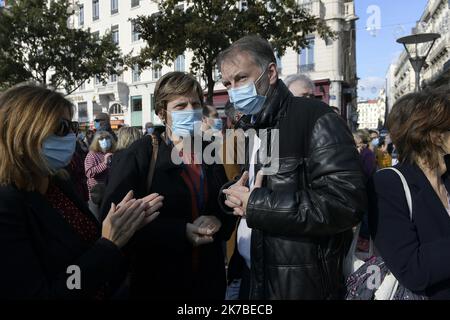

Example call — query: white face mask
[99,138,111,151]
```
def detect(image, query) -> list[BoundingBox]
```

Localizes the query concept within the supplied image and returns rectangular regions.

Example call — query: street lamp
[396,33,441,92]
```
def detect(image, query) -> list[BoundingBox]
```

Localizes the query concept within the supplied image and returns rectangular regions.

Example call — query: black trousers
[238,264,251,300]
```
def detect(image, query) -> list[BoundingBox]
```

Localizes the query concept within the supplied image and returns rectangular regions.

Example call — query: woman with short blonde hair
[116,127,143,151]
[0,84,162,299]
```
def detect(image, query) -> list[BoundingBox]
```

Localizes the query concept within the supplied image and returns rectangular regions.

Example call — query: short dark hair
[387,88,450,169]
[217,35,276,72]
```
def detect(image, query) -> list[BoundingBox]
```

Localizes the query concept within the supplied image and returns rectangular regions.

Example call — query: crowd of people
[0,35,449,300]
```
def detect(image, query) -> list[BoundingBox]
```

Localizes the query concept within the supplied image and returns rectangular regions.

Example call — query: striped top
[84,151,109,200]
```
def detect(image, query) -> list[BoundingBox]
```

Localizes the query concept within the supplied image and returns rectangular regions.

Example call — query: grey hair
[284,74,315,93]
[217,35,276,73]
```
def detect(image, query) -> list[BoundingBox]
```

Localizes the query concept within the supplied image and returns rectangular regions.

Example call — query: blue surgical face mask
[371,138,380,148]
[99,138,112,151]
[147,127,154,135]
[94,121,101,131]
[42,133,77,172]
[171,109,203,137]
[227,68,268,115]
[211,118,223,131]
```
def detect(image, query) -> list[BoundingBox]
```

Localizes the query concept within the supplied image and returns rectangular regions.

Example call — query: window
[131,96,142,112]
[213,65,220,82]
[79,5,84,26]
[298,37,315,73]
[78,102,88,122]
[109,103,123,115]
[150,93,155,114]
[238,0,248,11]
[132,64,141,82]
[152,61,162,80]
[92,31,100,42]
[110,73,117,83]
[131,0,140,8]
[131,20,140,42]
[79,81,86,91]
[174,55,185,72]
[92,0,99,21]
[111,0,118,14]
[111,25,119,45]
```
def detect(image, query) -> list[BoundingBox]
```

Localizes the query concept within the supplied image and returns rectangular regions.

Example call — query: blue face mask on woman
[371,138,380,148]
[171,109,203,137]
[147,127,154,135]
[99,138,112,151]
[227,68,268,115]
[211,118,223,131]
[42,133,77,172]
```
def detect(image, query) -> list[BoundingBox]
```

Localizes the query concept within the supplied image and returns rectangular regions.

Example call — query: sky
[355,0,428,100]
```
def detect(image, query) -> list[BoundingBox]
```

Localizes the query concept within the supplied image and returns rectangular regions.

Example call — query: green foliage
[131,0,335,103]
[0,0,123,94]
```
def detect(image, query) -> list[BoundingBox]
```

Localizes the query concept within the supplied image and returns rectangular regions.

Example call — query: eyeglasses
[55,119,79,136]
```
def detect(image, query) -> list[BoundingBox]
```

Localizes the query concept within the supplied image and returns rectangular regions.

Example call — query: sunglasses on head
[55,119,79,136]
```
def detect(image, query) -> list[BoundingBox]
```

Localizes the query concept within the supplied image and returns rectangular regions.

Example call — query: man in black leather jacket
[218,35,367,300]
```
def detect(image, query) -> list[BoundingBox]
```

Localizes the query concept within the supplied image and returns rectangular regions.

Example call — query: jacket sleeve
[246,112,367,237]
[210,164,238,242]
[100,148,145,221]
[84,152,108,179]
[0,194,124,299]
[370,170,450,293]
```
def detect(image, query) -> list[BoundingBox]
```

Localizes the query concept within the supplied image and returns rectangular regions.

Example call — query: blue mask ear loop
[254,65,271,97]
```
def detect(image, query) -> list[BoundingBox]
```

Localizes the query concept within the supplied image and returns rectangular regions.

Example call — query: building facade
[65,0,358,130]
[389,0,449,104]
[357,96,386,130]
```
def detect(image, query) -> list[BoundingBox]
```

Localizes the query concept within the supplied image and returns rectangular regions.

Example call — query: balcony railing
[298,64,315,73]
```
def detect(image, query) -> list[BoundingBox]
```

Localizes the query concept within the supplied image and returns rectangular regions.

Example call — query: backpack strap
[146,134,159,195]
[379,167,413,220]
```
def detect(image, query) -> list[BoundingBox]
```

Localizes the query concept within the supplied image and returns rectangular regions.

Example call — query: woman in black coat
[101,72,237,300]
[369,89,450,299]
[0,85,161,299]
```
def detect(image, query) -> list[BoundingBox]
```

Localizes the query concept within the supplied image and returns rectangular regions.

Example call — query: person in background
[100,72,236,300]
[368,129,380,153]
[353,129,377,253]
[116,127,143,152]
[376,136,392,169]
[66,121,89,203]
[284,73,315,98]
[0,84,161,299]
[94,112,117,141]
[144,122,154,136]
[84,129,95,147]
[369,88,450,299]
[201,105,223,134]
[85,132,116,219]
[224,101,244,129]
